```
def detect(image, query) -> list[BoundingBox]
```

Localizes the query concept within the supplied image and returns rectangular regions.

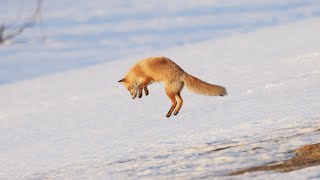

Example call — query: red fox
[119,56,227,118]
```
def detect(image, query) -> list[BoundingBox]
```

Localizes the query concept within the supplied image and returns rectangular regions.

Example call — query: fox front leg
[138,88,143,98]
[138,86,149,98]
[137,77,153,99]
[144,87,149,96]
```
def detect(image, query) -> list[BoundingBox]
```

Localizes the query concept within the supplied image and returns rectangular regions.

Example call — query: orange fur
[119,56,227,117]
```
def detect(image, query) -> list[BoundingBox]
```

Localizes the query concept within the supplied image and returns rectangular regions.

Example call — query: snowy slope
[1,18,320,179]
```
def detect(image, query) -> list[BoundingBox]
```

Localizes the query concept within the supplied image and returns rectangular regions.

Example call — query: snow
[1,17,320,179]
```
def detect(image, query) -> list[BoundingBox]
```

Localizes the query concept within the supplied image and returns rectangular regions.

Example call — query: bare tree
[0,0,43,45]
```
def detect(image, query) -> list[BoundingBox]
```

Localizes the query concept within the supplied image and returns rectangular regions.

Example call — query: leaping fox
[118,56,227,118]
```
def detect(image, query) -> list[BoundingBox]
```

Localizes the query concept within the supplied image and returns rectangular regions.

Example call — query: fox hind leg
[165,87,177,118]
[173,92,183,116]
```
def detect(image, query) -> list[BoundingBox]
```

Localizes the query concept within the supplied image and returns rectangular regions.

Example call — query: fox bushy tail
[183,73,227,96]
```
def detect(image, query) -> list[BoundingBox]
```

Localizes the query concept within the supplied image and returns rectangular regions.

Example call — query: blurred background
[1,0,320,84]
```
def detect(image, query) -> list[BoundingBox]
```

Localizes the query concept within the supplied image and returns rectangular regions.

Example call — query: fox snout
[131,91,137,99]
[129,89,138,99]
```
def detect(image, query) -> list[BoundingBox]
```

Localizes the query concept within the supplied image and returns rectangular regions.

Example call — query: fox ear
[118,78,125,83]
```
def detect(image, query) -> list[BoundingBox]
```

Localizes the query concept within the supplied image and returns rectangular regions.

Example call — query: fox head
[118,78,139,99]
